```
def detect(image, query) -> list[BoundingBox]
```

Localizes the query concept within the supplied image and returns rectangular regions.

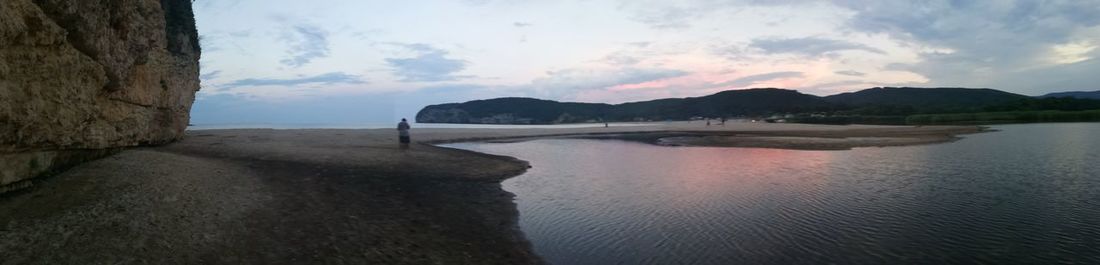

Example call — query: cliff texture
[0,0,200,191]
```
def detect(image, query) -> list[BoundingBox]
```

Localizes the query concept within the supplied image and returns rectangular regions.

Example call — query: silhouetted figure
[397,118,411,147]
[706,119,711,126]
[720,117,727,126]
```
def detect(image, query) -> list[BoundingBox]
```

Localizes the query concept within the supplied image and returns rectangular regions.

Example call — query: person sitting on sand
[397,118,411,146]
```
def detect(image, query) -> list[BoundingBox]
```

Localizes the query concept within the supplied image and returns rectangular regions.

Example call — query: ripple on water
[444,123,1100,265]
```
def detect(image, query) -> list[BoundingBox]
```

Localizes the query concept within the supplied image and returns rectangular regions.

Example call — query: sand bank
[0,122,983,264]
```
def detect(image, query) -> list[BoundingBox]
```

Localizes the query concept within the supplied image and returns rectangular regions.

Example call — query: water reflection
[445,123,1100,264]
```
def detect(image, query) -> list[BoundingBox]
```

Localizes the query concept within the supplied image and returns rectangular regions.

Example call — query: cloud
[391,68,694,107]
[715,71,804,87]
[986,57,1100,96]
[525,68,689,99]
[835,70,866,77]
[223,72,365,88]
[189,0,1100,125]
[461,0,492,6]
[619,3,698,29]
[598,41,683,66]
[228,30,252,38]
[617,0,814,29]
[200,70,223,81]
[838,1,1100,45]
[616,0,767,29]
[279,24,330,67]
[198,34,222,53]
[385,44,472,82]
[830,0,1100,94]
[602,52,642,65]
[807,80,869,88]
[749,37,886,57]
[796,79,893,95]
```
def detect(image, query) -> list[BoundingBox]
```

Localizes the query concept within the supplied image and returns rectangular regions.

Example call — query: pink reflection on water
[634,146,836,207]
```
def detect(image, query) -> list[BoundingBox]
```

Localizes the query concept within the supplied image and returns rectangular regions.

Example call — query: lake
[444,123,1100,264]
[186,122,655,130]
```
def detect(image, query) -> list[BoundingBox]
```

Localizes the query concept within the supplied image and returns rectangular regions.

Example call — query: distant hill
[825,87,1030,112]
[416,97,611,124]
[684,88,834,116]
[1039,90,1100,100]
[417,87,1100,124]
[417,88,833,124]
[608,88,835,121]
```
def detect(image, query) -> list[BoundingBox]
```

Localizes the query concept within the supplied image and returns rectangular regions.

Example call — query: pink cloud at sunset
[191,0,1100,123]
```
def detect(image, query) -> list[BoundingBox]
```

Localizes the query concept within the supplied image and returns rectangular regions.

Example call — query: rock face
[0,0,200,191]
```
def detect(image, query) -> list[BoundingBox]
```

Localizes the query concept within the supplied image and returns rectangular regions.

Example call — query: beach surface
[0,122,983,264]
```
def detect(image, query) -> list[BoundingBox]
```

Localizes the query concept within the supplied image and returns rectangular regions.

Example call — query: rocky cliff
[0,0,200,192]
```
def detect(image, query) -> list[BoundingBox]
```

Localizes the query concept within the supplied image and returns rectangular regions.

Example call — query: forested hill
[416,97,612,124]
[416,88,833,124]
[1040,90,1100,100]
[416,87,1100,124]
[825,87,1029,110]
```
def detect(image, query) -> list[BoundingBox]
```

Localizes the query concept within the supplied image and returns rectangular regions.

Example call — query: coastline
[0,122,984,264]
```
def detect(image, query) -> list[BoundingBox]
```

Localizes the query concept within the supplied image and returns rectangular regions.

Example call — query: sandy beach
[0,122,983,264]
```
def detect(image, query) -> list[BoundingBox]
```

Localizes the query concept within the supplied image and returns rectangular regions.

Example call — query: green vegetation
[906,109,1100,125]
[417,88,838,124]
[982,97,1100,112]
[418,97,612,124]
[788,115,909,125]
[1040,90,1100,100]
[418,87,1100,125]
[825,87,1029,113]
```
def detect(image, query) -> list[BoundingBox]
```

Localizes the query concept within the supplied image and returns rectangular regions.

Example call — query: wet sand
[0,122,984,264]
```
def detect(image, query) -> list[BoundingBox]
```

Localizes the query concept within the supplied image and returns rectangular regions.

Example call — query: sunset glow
[191,0,1100,123]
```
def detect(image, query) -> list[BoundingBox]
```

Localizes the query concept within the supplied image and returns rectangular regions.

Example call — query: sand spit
[646,124,985,150]
[0,122,983,264]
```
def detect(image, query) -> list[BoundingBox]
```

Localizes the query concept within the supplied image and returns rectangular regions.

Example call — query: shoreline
[0,122,984,263]
[423,123,987,151]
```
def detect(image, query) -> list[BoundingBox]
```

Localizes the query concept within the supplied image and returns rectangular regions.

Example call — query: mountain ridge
[416,87,1098,124]
[1039,90,1100,99]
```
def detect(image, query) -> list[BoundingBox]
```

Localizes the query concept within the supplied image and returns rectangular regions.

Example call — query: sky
[191,0,1100,124]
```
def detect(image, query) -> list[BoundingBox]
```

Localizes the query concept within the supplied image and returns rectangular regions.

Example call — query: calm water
[445,123,1100,264]
[186,122,654,130]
